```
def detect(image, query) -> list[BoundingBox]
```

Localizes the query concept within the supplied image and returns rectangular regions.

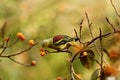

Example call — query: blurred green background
[0,0,120,80]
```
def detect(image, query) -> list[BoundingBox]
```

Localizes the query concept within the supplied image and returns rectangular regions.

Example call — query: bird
[40,35,79,51]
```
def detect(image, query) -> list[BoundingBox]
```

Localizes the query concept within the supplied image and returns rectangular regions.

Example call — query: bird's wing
[53,35,74,46]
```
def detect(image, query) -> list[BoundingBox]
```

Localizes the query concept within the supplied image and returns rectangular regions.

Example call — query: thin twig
[99,28,104,80]
[85,12,90,25]
[85,12,93,28]
[0,43,38,57]
[110,0,120,18]
[70,63,75,80]
[93,58,101,67]
[8,38,19,47]
[74,29,81,43]
[1,22,7,39]
[8,57,31,67]
[79,19,84,40]
[0,22,7,48]
[85,12,101,55]
[72,67,82,80]
[103,48,110,57]
[106,17,116,32]
[0,35,10,55]
[0,42,8,55]
[99,28,103,67]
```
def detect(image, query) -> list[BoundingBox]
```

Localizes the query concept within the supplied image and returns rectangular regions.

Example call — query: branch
[74,29,81,43]
[0,35,10,55]
[8,57,31,67]
[85,12,108,66]
[0,43,38,57]
[0,41,8,55]
[85,12,93,28]
[70,64,82,80]
[73,68,82,80]
[99,28,103,66]
[106,17,116,32]
[79,19,84,40]
[70,30,120,63]
[0,22,38,67]
[93,58,101,67]
[8,38,19,47]
[70,63,75,80]
[0,22,7,48]
[99,28,104,80]
[1,22,7,39]
[85,12,109,65]
[110,0,120,18]
[74,20,84,44]
[85,12,102,56]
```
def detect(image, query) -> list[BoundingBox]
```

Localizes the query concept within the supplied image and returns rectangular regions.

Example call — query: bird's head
[40,39,50,48]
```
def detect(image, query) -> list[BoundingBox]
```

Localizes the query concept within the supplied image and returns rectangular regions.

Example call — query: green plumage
[41,35,79,50]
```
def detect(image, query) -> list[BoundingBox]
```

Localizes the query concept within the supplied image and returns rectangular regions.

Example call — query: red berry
[40,51,46,56]
[17,32,25,41]
[28,40,35,46]
[20,35,25,41]
[17,32,23,37]
[31,60,36,66]
[57,77,62,80]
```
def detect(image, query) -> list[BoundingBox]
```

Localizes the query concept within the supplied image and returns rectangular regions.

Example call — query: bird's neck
[47,38,53,46]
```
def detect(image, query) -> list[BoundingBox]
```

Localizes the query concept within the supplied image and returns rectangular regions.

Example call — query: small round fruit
[17,32,25,41]
[83,52,88,56]
[81,52,88,57]
[28,40,35,46]
[57,77,62,80]
[20,35,25,41]
[31,60,37,66]
[40,51,46,56]
[17,32,23,38]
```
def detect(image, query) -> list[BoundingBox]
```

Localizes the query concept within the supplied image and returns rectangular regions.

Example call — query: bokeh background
[0,0,120,80]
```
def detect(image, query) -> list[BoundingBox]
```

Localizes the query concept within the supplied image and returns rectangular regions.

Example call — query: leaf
[91,69,100,80]
[79,50,95,69]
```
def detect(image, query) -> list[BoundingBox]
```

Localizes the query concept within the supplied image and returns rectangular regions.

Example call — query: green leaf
[79,50,95,69]
[91,69,100,80]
